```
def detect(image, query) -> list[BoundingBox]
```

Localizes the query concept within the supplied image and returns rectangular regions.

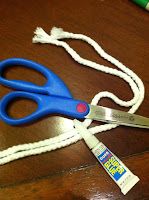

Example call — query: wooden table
[0,0,149,199]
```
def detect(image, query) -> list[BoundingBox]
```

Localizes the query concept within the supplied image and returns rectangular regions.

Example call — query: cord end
[32,27,55,43]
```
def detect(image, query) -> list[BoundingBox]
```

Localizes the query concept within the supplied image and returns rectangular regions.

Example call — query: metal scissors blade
[86,105,149,129]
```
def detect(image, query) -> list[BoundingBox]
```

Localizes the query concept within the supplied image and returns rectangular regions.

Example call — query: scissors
[0,58,149,128]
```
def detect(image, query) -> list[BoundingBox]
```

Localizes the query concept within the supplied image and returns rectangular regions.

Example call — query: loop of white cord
[0,27,144,165]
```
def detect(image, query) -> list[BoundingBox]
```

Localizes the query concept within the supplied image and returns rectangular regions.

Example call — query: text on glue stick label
[98,149,126,181]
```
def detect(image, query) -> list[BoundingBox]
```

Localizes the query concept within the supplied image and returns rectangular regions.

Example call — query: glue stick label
[92,142,139,195]
[92,143,126,181]
[98,148,126,181]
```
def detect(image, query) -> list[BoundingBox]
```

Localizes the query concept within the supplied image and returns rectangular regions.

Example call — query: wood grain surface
[0,0,149,199]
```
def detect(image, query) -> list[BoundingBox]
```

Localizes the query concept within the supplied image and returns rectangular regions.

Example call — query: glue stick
[74,120,139,195]
[132,0,149,11]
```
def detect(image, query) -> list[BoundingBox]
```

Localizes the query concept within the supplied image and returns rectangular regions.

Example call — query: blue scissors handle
[0,91,89,125]
[0,58,72,98]
[0,58,90,125]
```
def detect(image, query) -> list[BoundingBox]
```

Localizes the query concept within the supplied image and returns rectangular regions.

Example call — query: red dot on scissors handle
[76,103,87,113]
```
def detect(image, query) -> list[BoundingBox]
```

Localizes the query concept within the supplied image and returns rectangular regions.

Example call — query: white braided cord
[0,27,144,165]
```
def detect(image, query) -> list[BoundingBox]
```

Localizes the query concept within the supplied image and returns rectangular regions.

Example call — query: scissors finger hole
[7,98,38,119]
[2,65,46,86]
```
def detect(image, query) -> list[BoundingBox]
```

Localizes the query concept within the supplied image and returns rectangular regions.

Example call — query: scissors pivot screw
[76,103,88,113]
